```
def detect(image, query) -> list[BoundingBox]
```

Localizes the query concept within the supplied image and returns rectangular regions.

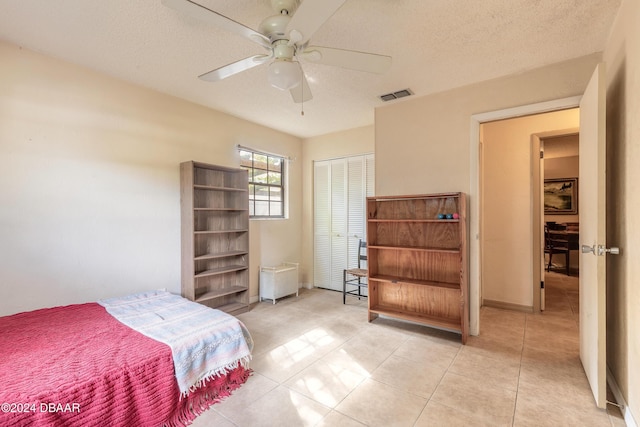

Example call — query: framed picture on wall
[544,178,578,214]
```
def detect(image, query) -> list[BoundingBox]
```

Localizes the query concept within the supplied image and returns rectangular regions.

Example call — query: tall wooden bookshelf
[180,161,250,315]
[366,193,468,343]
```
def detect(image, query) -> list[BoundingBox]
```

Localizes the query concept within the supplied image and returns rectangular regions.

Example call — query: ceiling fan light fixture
[268,59,301,90]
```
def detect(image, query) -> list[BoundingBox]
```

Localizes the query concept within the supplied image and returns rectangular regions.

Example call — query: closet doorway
[313,154,374,292]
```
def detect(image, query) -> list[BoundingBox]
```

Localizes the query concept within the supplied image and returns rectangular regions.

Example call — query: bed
[0,290,253,427]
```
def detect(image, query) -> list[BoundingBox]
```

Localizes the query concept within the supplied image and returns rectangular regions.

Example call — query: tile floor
[191,273,625,426]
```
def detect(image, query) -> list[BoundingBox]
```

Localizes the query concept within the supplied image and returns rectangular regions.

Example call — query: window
[239,147,285,218]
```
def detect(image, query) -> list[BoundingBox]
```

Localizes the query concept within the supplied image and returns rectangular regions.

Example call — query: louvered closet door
[313,161,331,289]
[329,159,347,291]
[346,157,365,272]
[345,155,374,294]
[314,155,374,292]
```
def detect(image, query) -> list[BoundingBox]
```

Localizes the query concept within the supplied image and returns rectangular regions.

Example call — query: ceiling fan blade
[300,46,392,74]
[198,54,271,82]
[285,0,346,46]
[290,71,313,103]
[162,0,271,49]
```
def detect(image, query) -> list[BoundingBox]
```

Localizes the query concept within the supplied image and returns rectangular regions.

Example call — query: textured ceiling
[0,0,621,138]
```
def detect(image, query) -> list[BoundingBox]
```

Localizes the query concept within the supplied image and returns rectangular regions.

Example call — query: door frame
[468,96,581,335]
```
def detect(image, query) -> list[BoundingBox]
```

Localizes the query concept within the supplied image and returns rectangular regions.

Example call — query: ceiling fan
[161,0,392,103]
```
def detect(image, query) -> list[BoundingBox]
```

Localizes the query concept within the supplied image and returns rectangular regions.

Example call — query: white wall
[375,54,600,198]
[0,40,302,316]
[374,54,599,319]
[602,0,640,423]
[480,110,579,308]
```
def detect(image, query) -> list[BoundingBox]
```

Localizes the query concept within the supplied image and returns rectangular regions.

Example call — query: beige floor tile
[449,346,521,391]
[295,324,356,357]
[244,327,294,357]
[317,410,367,426]
[464,333,523,364]
[524,329,578,351]
[524,322,579,340]
[392,335,460,370]
[414,400,512,427]
[249,336,322,383]
[189,408,237,427]
[370,355,447,398]
[479,307,527,342]
[522,330,579,355]
[519,346,588,390]
[284,358,368,408]
[261,305,327,331]
[478,321,526,342]
[513,392,611,427]
[321,324,409,375]
[319,316,368,342]
[213,372,278,419]
[566,289,579,310]
[430,372,516,425]
[542,293,573,313]
[335,378,427,427]
[516,375,597,411]
[355,321,412,352]
[525,311,578,333]
[480,306,527,326]
[320,339,389,376]
[225,385,331,427]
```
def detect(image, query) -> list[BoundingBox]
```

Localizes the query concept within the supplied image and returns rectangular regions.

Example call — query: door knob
[597,245,620,256]
[582,244,595,254]
[582,244,620,256]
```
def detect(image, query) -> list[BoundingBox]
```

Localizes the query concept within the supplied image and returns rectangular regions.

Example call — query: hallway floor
[191,273,625,426]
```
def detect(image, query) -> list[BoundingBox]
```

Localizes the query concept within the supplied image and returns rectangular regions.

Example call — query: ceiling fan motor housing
[259,14,291,43]
[273,40,295,60]
[260,0,301,43]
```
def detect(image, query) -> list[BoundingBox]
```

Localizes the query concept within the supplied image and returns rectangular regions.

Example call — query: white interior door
[579,63,608,409]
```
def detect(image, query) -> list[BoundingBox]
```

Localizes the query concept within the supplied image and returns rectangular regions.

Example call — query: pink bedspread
[0,303,250,427]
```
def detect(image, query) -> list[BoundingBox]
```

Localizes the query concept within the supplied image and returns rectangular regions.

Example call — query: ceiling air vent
[379,88,413,102]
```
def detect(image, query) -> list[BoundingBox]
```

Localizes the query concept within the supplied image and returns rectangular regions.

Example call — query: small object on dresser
[446,214,453,219]
[453,213,460,219]
[437,214,446,219]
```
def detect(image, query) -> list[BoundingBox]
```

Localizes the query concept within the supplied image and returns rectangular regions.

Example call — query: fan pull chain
[300,63,305,116]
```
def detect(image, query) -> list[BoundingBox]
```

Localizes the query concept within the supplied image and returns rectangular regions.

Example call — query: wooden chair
[544,224,570,275]
[343,240,367,304]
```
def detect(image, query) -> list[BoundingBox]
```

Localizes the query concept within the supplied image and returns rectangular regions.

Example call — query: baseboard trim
[608,367,638,427]
[482,299,533,313]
